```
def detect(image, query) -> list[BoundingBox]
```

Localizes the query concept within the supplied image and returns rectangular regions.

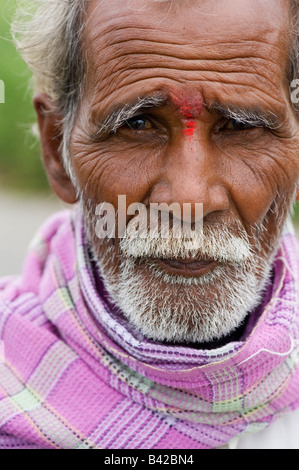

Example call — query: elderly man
[1,0,299,450]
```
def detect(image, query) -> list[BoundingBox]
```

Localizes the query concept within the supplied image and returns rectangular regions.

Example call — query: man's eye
[124,116,153,131]
[223,119,257,131]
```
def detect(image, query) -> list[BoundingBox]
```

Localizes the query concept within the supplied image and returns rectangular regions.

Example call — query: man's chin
[97,255,271,345]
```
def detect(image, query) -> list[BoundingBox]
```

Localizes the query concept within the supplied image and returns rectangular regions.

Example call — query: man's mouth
[149,257,219,277]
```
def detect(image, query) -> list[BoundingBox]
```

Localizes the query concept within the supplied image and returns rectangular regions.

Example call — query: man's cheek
[258,144,299,194]
[219,149,287,224]
[71,148,106,196]
[70,140,148,204]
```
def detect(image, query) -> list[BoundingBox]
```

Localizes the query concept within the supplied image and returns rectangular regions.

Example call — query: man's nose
[148,132,231,220]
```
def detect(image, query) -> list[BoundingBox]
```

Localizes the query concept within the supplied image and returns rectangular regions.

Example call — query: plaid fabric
[0,209,299,449]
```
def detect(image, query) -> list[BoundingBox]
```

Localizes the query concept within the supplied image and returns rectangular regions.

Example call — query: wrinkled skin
[35,0,299,344]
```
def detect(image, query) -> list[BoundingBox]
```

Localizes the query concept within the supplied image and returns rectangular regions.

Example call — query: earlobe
[33,93,78,204]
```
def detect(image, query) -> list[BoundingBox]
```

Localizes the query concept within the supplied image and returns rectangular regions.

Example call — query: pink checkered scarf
[0,209,299,449]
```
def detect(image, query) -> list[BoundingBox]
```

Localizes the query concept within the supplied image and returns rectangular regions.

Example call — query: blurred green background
[0,0,49,192]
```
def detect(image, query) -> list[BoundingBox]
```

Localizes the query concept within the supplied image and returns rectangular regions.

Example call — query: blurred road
[0,191,69,276]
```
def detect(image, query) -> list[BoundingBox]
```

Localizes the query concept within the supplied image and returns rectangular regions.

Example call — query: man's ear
[34,93,78,204]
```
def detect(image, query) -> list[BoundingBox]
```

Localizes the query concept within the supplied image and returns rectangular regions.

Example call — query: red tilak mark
[183,120,196,137]
[172,94,203,119]
[171,93,202,138]
[181,105,193,119]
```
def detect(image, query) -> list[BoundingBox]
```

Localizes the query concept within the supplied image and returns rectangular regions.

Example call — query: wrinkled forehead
[81,0,291,110]
[84,0,290,49]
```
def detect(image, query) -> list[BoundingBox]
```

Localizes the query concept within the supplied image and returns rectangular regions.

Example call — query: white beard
[97,257,272,344]
[88,215,274,344]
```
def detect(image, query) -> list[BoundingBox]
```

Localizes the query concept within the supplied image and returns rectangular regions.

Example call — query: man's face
[67,0,299,344]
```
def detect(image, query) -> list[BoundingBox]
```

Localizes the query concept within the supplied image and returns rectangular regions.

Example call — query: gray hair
[11,0,299,181]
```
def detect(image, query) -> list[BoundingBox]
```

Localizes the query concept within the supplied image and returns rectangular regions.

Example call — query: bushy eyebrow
[93,93,168,139]
[91,94,280,141]
[209,103,280,130]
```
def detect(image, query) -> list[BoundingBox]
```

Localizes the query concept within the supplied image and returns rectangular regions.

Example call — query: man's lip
[151,257,219,277]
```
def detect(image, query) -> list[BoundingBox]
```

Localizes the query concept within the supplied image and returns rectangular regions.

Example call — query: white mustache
[119,220,253,264]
